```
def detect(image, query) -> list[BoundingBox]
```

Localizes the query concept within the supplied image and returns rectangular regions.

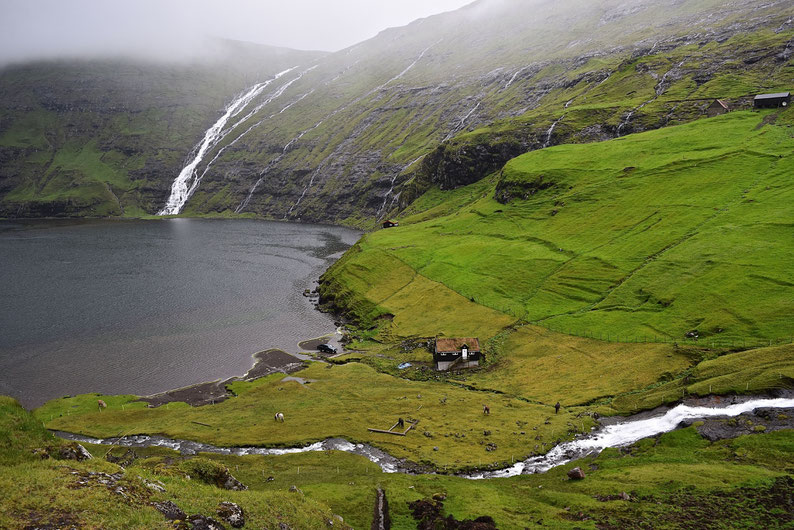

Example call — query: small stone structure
[706,99,729,117]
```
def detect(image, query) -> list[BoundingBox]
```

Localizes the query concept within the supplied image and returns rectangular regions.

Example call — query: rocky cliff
[0,0,792,224]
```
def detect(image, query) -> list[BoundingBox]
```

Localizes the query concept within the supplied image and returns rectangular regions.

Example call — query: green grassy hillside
[1,1,791,223]
[322,109,794,345]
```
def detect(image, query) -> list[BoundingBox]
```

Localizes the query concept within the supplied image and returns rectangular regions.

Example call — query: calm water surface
[0,219,360,408]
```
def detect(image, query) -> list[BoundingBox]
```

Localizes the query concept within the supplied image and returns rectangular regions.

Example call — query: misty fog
[0,0,475,65]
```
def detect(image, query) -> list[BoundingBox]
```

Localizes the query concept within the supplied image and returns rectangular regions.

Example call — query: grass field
[6,394,793,529]
[36,362,593,472]
[324,109,794,346]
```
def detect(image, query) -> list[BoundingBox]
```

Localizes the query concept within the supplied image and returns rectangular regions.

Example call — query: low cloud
[0,0,476,65]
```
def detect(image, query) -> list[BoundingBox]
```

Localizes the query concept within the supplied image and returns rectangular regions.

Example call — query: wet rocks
[58,442,93,461]
[693,407,794,441]
[567,467,586,480]
[186,514,227,530]
[216,502,245,528]
[153,500,186,521]
[221,474,246,491]
[144,478,166,493]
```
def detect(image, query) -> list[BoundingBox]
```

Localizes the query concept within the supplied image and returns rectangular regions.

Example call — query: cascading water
[467,397,794,479]
[616,60,685,138]
[377,155,425,219]
[504,65,529,90]
[260,42,441,219]
[443,101,481,142]
[542,115,565,148]
[157,68,297,216]
[53,397,793,479]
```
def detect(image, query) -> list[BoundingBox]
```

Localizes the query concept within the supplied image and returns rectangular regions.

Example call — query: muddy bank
[139,349,307,407]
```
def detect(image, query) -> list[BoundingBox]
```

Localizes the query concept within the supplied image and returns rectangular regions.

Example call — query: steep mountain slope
[0,0,791,222]
[320,109,794,344]
[0,41,323,217]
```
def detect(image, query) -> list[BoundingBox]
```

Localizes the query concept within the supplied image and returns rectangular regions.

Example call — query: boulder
[187,514,227,530]
[144,479,166,493]
[152,500,186,521]
[58,442,93,461]
[567,467,586,480]
[216,502,245,528]
[221,474,246,491]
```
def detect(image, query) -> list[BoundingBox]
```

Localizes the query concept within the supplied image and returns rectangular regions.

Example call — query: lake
[0,219,360,408]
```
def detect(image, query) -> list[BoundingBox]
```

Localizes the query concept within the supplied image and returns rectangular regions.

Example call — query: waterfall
[443,101,481,142]
[376,40,440,90]
[616,59,685,138]
[543,115,565,148]
[504,65,529,90]
[157,67,301,216]
[377,155,425,220]
[243,42,441,218]
[655,60,685,96]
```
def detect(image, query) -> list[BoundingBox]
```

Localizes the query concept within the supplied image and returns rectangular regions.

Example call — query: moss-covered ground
[0,396,343,529]
[19,106,794,528]
[323,109,794,344]
[7,394,793,529]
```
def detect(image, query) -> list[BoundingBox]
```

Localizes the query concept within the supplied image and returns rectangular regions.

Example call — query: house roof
[754,92,790,100]
[436,337,480,353]
[383,219,398,225]
[712,99,729,109]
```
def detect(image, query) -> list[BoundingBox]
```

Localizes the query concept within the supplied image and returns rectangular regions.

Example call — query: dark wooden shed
[382,219,399,228]
[753,92,790,109]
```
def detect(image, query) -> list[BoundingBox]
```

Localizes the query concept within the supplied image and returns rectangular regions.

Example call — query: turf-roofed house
[434,338,481,371]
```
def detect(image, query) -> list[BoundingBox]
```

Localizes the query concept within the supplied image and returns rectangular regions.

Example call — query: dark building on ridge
[753,92,790,109]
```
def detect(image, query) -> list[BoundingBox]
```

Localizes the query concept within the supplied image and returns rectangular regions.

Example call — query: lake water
[0,219,360,408]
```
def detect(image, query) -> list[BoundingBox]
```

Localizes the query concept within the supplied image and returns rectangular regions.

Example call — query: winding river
[54,396,794,479]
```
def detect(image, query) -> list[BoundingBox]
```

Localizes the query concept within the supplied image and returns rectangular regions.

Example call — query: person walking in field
[555,401,561,414]
[483,404,490,415]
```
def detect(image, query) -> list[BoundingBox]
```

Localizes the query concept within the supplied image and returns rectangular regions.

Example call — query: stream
[53,396,794,480]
